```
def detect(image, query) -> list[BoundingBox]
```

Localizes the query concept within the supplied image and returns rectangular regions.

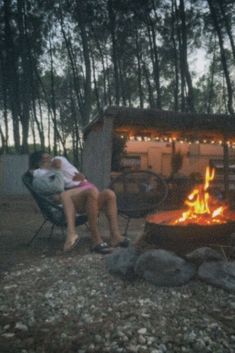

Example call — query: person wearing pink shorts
[30,152,128,253]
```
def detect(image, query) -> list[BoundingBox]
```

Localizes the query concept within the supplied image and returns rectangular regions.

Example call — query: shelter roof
[84,106,235,139]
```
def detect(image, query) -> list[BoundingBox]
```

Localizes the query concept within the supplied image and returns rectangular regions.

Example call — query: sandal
[64,236,81,252]
[116,237,130,248]
[91,242,113,255]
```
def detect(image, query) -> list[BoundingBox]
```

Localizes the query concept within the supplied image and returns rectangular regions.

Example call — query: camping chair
[110,170,168,235]
[22,171,88,246]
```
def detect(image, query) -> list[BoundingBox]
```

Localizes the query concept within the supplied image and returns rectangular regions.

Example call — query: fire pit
[144,167,235,255]
[145,209,235,255]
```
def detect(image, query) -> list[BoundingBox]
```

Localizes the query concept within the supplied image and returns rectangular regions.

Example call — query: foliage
[0,0,234,156]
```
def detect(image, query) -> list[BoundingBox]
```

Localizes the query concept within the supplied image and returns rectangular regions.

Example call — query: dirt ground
[0,196,145,277]
[1,197,235,353]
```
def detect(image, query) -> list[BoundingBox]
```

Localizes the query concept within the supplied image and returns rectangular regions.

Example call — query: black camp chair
[110,170,168,235]
[22,171,88,245]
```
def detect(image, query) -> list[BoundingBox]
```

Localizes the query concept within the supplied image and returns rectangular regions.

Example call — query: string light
[119,133,235,147]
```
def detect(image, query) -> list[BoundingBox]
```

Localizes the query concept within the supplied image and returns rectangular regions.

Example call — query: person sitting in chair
[29,151,129,253]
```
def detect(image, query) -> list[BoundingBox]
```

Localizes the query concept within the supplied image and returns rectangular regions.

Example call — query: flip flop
[64,236,81,252]
[91,242,113,255]
[116,237,130,248]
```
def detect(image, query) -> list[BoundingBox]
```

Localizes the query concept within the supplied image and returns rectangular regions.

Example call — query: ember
[171,167,229,225]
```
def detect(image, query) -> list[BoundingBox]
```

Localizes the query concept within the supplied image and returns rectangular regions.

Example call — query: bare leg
[60,190,79,251]
[98,189,124,246]
[60,187,113,250]
[71,188,104,247]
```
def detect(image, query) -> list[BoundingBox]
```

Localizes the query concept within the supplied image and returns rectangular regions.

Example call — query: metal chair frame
[22,171,88,245]
[110,170,168,235]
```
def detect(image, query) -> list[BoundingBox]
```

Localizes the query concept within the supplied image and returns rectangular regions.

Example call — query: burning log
[141,167,235,256]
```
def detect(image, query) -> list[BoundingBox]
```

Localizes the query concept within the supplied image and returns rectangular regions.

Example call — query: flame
[172,167,228,225]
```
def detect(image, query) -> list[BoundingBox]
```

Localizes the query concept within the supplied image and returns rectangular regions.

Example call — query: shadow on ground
[0,196,145,277]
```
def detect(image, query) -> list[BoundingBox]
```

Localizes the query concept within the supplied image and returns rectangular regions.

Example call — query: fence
[0,154,29,196]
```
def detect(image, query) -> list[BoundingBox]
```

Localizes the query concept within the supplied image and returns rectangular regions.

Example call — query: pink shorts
[78,181,98,191]
[66,181,98,192]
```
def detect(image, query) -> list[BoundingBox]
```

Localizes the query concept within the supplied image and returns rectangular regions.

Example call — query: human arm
[72,172,86,182]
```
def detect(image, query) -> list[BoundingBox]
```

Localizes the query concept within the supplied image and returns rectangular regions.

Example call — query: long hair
[29,151,45,170]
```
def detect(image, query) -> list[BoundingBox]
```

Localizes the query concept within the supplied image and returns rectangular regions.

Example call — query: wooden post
[170,140,176,179]
[223,135,229,200]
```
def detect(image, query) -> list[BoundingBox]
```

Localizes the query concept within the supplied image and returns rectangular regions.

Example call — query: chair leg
[48,224,55,240]
[123,217,130,237]
[27,219,48,246]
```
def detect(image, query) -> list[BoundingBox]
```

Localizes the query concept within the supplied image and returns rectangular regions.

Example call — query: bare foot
[64,234,79,252]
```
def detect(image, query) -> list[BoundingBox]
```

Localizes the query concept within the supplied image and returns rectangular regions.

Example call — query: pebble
[15,322,28,331]
[138,335,146,344]
[0,255,234,353]
[1,332,15,338]
[94,334,102,343]
[138,328,147,335]
[128,345,138,353]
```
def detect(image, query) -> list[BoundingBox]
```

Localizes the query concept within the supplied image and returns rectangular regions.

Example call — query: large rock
[105,246,139,280]
[198,261,235,292]
[135,249,196,287]
[186,247,224,266]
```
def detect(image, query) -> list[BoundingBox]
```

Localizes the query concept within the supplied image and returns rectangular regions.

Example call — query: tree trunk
[49,36,58,155]
[149,3,162,109]
[76,2,92,125]
[3,0,21,151]
[0,126,6,152]
[218,0,235,61]
[17,0,31,153]
[147,22,161,108]
[108,0,120,105]
[179,0,195,112]
[38,97,45,149]
[91,52,101,112]
[118,59,127,106]
[206,37,216,114]
[30,117,36,150]
[207,0,234,114]
[142,61,154,108]
[59,5,84,121]
[171,0,179,112]
[0,51,9,151]
[92,29,108,106]
[106,57,113,106]
[223,137,230,200]
[135,28,144,108]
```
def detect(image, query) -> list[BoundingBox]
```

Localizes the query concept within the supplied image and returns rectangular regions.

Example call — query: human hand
[73,172,86,182]
[51,159,61,169]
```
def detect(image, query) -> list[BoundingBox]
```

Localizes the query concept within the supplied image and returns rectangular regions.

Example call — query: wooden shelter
[82,106,235,193]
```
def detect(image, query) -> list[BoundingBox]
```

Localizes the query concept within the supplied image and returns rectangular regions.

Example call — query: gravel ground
[0,197,235,353]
